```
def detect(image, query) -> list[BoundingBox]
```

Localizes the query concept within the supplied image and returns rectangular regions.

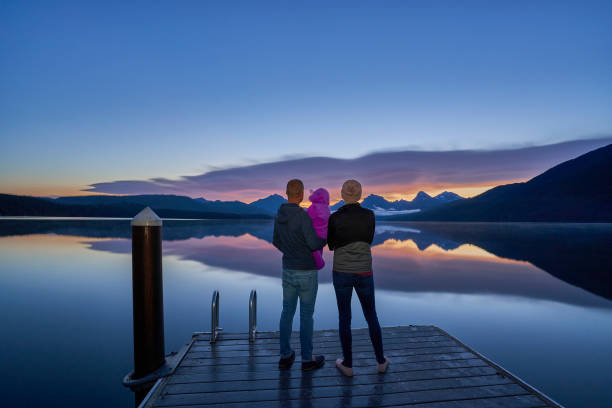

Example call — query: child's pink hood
[307,188,330,245]
[309,188,330,205]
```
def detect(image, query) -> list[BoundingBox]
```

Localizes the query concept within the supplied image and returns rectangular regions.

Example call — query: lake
[0,219,611,407]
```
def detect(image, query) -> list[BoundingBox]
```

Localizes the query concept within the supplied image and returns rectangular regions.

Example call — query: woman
[327,179,388,376]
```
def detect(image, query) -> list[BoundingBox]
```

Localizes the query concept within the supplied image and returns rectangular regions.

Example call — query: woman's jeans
[333,271,384,367]
[279,268,318,361]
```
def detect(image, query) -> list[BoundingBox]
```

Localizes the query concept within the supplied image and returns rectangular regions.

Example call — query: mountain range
[248,194,288,214]
[388,143,612,222]
[1,144,610,221]
[331,191,464,215]
[0,188,462,218]
[0,194,273,219]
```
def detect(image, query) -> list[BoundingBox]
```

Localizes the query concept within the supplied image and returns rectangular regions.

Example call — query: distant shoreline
[0,216,270,221]
[1,216,610,225]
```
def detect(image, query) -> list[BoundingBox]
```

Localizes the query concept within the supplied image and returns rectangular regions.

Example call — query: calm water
[0,219,611,407]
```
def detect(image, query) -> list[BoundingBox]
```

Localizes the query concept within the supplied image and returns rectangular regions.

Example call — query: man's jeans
[279,268,318,361]
[333,271,384,368]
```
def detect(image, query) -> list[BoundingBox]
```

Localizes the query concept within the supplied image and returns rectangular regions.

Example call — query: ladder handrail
[210,290,221,343]
[194,289,259,344]
[249,289,257,342]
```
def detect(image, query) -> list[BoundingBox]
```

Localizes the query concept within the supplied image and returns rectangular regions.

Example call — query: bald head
[341,179,362,203]
[286,179,304,203]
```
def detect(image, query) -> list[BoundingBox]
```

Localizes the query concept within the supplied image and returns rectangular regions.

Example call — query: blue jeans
[279,268,318,361]
[333,271,384,368]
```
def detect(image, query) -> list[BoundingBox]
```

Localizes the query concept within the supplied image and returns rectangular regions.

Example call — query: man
[327,179,388,377]
[273,179,327,370]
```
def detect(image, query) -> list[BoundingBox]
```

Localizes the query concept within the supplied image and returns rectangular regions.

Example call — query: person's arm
[327,214,336,250]
[272,219,282,251]
[302,213,326,251]
[367,211,375,245]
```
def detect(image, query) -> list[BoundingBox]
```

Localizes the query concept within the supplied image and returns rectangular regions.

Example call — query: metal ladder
[194,289,257,344]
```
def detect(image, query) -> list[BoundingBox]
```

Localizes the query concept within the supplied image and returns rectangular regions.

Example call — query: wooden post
[131,207,165,380]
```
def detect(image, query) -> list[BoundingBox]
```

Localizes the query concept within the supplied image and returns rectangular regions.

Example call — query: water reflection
[1,219,612,408]
[2,219,611,307]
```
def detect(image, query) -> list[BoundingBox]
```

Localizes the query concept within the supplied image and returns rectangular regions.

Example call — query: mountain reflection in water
[2,219,610,308]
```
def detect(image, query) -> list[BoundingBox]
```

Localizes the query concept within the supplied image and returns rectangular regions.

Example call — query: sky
[1,1,611,201]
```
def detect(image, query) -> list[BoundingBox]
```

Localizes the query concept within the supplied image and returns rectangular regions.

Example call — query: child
[306,188,331,269]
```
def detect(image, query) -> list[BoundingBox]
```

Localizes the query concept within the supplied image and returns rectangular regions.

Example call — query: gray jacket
[273,203,326,270]
[333,242,372,274]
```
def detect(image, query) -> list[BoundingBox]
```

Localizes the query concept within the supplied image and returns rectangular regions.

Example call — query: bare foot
[377,357,389,373]
[336,359,354,377]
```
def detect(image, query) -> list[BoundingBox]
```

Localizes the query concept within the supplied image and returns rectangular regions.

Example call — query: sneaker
[335,359,354,377]
[278,351,295,369]
[301,355,325,371]
[377,357,389,373]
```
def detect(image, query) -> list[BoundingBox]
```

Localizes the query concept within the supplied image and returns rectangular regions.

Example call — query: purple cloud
[85,138,612,201]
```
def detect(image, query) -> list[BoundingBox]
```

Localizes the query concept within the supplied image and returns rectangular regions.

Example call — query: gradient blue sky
[1,1,611,199]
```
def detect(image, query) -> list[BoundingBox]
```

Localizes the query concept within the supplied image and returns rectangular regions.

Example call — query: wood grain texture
[143,326,560,408]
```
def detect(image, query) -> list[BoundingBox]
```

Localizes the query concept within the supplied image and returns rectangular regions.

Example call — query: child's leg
[312,249,325,269]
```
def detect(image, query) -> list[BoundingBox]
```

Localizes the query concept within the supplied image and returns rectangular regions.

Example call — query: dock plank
[173,359,489,381]
[161,375,516,404]
[187,342,463,360]
[155,375,516,405]
[182,351,475,367]
[191,340,459,355]
[154,384,529,407]
[167,366,500,391]
[142,326,561,408]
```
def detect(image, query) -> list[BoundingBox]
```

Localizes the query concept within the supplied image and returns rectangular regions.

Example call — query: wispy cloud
[85,138,612,202]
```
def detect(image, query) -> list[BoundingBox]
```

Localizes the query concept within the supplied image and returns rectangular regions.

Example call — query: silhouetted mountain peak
[413,191,433,202]
[249,194,287,214]
[434,191,464,202]
[362,194,391,208]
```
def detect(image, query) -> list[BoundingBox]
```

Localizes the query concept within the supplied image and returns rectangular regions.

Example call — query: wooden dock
[141,326,562,408]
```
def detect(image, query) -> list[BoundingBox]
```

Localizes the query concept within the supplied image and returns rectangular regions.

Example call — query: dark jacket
[327,203,375,273]
[327,203,375,250]
[273,203,327,270]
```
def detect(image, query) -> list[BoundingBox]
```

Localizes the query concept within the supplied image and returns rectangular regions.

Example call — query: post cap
[131,207,162,226]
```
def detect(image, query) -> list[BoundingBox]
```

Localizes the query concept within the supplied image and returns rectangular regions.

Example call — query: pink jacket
[307,188,330,269]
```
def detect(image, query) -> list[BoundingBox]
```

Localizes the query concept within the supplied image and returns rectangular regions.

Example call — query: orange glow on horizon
[1,184,114,198]
[326,179,527,204]
[1,179,528,202]
[360,180,527,202]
